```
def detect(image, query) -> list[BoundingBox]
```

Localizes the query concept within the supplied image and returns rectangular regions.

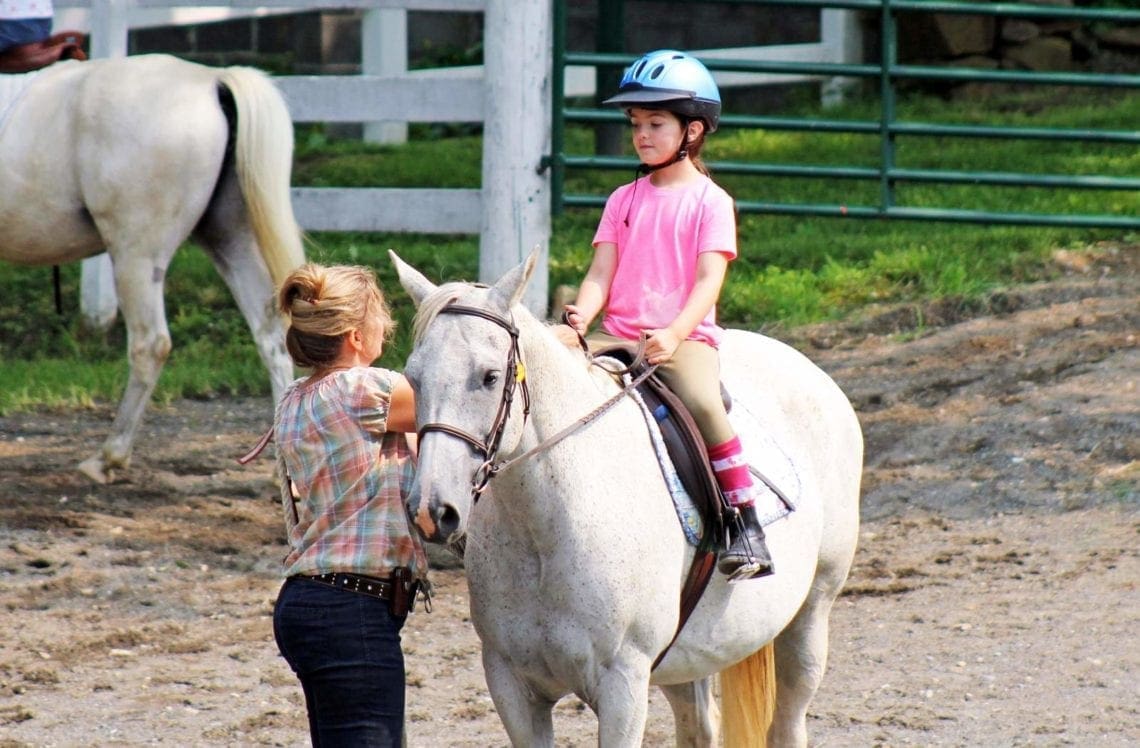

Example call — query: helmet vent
[650,64,664,80]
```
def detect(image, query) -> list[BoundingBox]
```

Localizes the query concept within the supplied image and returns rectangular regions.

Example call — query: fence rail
[65,0,555,319]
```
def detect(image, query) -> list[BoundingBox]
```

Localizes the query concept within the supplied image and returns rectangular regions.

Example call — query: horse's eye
[482,371,500,387]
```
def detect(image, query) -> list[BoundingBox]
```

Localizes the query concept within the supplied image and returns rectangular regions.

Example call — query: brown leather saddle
[0,31,87,74]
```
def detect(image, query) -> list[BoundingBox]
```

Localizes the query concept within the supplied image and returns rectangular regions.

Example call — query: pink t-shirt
[592,173,737,347]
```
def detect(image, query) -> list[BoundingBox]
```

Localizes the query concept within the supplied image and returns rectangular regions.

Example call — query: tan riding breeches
[586,331,736,447]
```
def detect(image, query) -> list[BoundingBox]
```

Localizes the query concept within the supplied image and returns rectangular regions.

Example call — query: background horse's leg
[481,648,556,747]
[195,174,293,403]
[194,65,302,405]
[660,678,720,747]
[78,255,174,483]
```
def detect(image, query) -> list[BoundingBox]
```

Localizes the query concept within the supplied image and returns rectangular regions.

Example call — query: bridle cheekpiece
[415,302,531,502]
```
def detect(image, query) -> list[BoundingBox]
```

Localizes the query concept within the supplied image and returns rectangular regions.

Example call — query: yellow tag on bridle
[515,362,527,382]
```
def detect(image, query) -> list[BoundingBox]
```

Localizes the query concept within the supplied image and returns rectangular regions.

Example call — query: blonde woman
[271,263,426,746]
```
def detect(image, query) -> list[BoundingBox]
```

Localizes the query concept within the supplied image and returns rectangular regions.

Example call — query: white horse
[0,54,304,483]
[393,250,863,747]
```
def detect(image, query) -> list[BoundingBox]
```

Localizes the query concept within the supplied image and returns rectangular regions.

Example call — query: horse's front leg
[594,659,654,748]
[482,648,556,747]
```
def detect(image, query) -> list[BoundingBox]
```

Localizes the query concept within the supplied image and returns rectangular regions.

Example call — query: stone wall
[890,1,1140,97]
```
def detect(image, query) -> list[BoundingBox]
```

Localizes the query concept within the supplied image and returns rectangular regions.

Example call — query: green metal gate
[547,0,1140,229]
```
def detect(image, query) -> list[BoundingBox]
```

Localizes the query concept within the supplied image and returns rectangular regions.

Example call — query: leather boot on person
[718,503,774,582]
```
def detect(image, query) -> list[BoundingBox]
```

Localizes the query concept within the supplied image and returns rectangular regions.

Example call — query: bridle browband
[416,302,532,501]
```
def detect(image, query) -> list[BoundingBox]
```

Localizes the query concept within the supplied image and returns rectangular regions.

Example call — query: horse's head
[391,249,539,554]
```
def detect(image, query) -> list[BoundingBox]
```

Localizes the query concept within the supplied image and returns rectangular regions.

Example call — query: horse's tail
[720,642,776,748]
[216,66,305,288]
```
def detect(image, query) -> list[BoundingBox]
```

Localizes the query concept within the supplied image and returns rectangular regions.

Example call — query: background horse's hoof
[77,456,113,484]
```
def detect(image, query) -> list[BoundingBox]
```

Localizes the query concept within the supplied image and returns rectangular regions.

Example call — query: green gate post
[549,0,567,216]
[596,0,627,156]
[879,0,897,217]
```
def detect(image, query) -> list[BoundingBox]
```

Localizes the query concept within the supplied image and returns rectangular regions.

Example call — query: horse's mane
[410,281,591,371]
[410,282,477,344]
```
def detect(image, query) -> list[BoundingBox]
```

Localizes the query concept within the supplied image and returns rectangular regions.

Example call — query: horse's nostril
[437,504,461,537]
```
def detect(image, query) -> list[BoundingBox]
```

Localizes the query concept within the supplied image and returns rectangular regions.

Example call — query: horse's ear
[389,249,437,309]
[491,246,540,310]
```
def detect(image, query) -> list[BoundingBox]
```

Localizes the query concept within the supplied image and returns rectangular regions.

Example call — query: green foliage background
[1,87,1136,412]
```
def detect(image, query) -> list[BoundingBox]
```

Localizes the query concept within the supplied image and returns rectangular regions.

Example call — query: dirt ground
[1,243,1136,747]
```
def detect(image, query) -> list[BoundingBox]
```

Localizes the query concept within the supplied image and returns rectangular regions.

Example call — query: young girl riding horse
[561,49,773,582]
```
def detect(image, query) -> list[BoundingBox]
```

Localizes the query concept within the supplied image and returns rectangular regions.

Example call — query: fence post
[362,8,409,144]
[80,0,130,332]
[480,0,552,316]
[821,7,863,107]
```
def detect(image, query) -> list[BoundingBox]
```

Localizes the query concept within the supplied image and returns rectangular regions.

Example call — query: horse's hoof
[77,456,111,484]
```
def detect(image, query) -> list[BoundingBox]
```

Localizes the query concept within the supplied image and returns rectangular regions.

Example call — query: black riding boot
[718,503,774,581]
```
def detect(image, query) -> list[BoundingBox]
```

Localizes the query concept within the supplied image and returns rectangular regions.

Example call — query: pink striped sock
[708,436,756,508]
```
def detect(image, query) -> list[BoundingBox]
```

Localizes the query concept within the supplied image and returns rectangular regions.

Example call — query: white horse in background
[0,54,304,483]
[393,250,863,747]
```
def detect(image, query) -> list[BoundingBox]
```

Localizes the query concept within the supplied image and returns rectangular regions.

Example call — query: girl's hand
[644,328,681,365]
[562,305,587,335]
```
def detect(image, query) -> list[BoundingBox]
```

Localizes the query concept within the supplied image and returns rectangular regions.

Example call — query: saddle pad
[0,68,43,130]
[627,382,800,547]
[727,394,803,526]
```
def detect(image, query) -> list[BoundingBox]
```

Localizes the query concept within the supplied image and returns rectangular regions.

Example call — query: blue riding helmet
[603,49,721,133]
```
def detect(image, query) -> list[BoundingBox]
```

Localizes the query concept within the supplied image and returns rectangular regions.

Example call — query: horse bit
[416,303,531,503]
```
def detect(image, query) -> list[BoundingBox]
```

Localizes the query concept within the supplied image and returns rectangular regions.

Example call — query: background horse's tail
[217,66,305,288]
[720,642,776,748]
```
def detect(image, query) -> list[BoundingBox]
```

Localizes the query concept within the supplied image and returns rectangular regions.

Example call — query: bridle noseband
[416,303,531,502]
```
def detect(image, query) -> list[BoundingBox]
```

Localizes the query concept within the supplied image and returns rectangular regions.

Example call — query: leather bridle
[416,301,657,505]
[415,303,531,502]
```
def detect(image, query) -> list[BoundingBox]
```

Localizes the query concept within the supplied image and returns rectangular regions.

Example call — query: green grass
[1,89,1136,413]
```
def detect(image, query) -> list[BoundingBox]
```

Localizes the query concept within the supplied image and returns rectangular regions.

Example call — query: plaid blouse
[273,367,427,581]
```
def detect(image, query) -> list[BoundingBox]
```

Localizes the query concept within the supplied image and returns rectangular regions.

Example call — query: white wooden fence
[59,0,858,322]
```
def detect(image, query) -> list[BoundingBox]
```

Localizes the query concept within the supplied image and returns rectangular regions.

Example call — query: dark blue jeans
[274,576,407,747]
[0,19,52,53]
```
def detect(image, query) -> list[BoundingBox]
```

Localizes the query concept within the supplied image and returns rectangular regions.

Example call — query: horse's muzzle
[408,495,464,546]
[447,533,467,560]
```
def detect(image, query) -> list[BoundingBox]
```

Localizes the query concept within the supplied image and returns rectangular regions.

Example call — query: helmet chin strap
[624,119,691,226]
[638,124,691,173]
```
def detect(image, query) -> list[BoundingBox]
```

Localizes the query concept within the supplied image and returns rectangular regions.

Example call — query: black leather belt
[299,572,394,600]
